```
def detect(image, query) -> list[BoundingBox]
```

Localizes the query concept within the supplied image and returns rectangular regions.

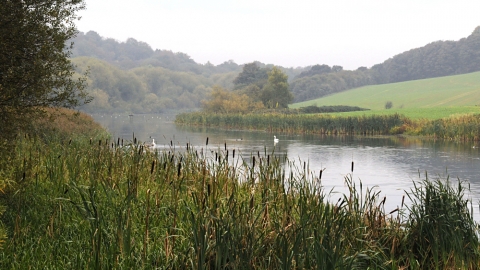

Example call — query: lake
[92,113,480,220]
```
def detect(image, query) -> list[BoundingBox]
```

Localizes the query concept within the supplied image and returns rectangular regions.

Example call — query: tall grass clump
[416,114,480,141]
[403,174,479,268]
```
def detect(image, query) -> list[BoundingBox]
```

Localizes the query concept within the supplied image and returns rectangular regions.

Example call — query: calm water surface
[93,114,480,220]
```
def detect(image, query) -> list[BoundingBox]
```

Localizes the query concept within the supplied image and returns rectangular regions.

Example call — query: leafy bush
[385,101,393,109]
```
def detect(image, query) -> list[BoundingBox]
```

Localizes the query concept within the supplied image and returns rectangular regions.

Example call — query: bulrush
[2,134,478,269]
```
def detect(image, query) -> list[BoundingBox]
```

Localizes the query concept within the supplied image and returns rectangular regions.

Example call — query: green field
[291,71,480,119]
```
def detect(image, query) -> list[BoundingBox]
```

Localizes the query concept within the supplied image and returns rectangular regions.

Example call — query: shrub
[385,101,393,109]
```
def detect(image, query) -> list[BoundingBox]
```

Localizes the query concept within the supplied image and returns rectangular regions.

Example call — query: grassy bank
[326,106,480,120]
[175,112,480,141]
[0,133,478,268]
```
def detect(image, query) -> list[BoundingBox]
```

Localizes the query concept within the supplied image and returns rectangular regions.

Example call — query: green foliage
[1,134,478,268]
[404,175,479,268]
[261,67,294,108]
[295,64,334,79]
[0,0,90,141]
[201,85,264,114]
[176,112,480,141]
[232,62,269,89]
[73,57,213,113]
[176,112,405,135]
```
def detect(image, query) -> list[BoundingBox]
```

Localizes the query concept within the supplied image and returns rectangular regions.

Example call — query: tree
[233,62,268,89]
[0,0,90,140]
[261,67,294,108]
[332,65,343,72]
[202,85,263,114]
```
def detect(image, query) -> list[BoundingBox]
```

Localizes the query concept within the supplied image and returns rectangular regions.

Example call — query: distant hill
[290,71,480,111]
[71,31,241,75]
[70,27,480,114]
[70,31,306,114]
[291,26,480,102]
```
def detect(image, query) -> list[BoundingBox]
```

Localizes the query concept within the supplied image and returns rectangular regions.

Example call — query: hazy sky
[77,0,480,70]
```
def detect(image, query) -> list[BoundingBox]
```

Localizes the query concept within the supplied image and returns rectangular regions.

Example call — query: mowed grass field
[290,71,480,119]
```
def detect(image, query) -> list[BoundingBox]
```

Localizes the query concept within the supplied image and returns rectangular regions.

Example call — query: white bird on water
[274,135,279,143]
[145,138,156,149]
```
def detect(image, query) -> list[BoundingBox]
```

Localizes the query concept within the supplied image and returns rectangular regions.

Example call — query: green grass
[290,71,480,119]
[327,106,480,120]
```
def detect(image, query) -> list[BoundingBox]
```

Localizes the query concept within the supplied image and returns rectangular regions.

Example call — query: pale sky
[76,0,480,70]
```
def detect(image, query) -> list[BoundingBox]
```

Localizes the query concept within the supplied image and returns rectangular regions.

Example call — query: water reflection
[92,114,480,220]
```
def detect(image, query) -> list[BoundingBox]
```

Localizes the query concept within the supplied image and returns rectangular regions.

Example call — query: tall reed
[0,134,478,269]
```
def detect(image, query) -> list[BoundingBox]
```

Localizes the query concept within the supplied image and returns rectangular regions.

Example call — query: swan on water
[274,136,279,143]
[145,138,156,148]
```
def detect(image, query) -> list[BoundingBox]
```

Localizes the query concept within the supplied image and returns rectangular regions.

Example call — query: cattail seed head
[151,160,155,174]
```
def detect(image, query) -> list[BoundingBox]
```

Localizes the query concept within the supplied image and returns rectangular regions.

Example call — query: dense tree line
[73,57,224,113]
[70,31,305,113]
[292,26,480,102]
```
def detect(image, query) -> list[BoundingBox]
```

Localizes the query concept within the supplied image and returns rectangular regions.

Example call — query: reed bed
[0,135,479,269]
[175,112,404,136]
[176,112,480,141]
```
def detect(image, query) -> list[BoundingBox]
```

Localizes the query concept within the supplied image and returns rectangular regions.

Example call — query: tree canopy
[0,0,90,140]
[261,67,294,108]
[232,62,269,89]
[202,85,263,114]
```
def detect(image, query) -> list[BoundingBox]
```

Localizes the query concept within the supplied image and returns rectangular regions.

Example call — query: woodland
[71,27,480,114]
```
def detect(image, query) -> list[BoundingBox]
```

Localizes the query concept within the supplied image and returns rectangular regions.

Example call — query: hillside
[291,26,480,102]
[291,71,480,119]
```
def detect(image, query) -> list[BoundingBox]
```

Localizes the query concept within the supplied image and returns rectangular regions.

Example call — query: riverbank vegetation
[0,131,478,268]
[175,112,480,141]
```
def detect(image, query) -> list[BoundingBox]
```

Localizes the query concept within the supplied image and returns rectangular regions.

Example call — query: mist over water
[93,113,480,220]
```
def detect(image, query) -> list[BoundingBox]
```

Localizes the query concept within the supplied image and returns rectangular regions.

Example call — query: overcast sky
[76,0,480,70]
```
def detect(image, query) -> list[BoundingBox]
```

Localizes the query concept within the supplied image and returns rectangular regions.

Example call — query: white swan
[145,138,156,149]
[274,135,279,143]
